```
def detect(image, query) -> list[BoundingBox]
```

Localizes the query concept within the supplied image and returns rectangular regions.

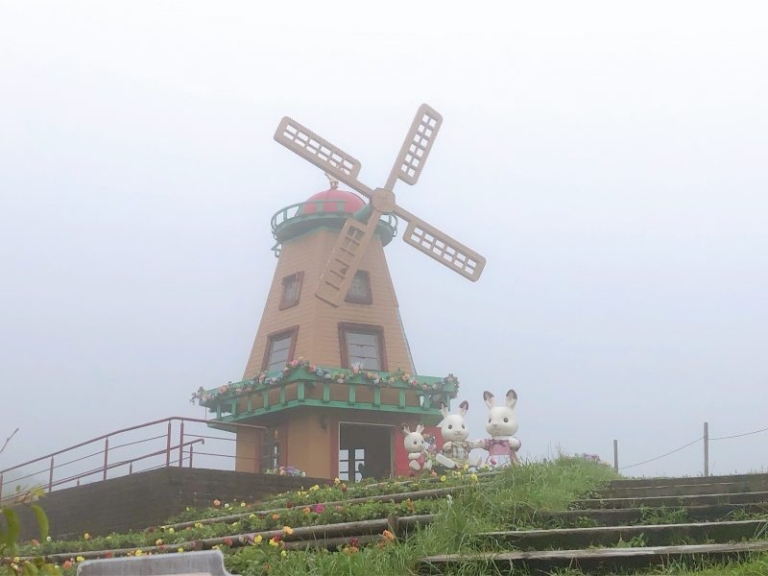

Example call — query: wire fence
[710,425,768,442]
[615,421,768,476]
[619,436,704,472]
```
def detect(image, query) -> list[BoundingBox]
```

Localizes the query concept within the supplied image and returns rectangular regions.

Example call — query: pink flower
[313,504,324,514]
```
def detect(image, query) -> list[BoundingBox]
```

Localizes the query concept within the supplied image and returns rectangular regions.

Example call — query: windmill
[196,105,481,481]
[274,104,487,307]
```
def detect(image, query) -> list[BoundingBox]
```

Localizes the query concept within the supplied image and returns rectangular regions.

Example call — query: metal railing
[0,416,265,505]
[270,199,398,233]
[269,199,399,256]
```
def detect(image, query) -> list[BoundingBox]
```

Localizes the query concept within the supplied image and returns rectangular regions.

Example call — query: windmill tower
[194,105,485,480]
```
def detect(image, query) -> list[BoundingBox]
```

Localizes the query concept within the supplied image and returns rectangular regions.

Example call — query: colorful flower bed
[3,458,620,576]
[190,358,460,407]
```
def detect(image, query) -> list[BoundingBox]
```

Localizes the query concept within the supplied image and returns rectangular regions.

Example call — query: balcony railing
[270,199,398,255]
[194,366,459,423]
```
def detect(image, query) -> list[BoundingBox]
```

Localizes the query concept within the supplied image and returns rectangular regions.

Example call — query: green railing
[269,200,398,255]
[271,200,398,234]
[193,366,459,423]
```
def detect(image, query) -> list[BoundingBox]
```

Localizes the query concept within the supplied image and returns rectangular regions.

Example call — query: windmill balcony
[193,365,459,425]
[270,198,398,256]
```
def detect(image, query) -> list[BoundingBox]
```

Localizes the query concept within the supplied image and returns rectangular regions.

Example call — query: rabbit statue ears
[439,400,469,419]
[401,424,425,435]
[483,389,517,410]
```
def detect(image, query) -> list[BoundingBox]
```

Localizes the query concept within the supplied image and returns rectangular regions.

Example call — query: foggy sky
[1,1,767,480]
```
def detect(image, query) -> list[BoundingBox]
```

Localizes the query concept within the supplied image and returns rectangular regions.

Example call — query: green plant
[637,505,689,526]
[1,428,59,576]
[1,494,55,575]
[614,533,647,548]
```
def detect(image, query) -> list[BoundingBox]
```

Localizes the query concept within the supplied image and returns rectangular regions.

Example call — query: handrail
[0,417,266,502]
[44,439,206,493]
[0,417,263,476]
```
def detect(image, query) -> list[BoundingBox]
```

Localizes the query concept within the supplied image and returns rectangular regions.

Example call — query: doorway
[338,423,392,481]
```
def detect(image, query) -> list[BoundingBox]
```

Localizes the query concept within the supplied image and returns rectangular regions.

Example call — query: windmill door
[338,423,392,482]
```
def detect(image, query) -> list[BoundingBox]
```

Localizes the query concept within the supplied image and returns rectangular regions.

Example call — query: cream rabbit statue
[478,389,521,467]
[435,401,482,469]
[401,424,433,473]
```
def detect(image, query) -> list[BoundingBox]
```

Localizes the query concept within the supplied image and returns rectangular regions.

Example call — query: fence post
[704,422,709,477]
[178,421,185,467]
[613,439,619,473]
[165,421,172,468]
[48,457,55,493]
[103,437,109,481]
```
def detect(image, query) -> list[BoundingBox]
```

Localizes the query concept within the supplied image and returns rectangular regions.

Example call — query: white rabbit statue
[435,401,482,469]
[478,389,521,467]
[401,424,433,473]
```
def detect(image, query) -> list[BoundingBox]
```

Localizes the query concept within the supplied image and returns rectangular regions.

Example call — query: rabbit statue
[435,401,482,469]
[478,389,521,467]
[401,424,433,473]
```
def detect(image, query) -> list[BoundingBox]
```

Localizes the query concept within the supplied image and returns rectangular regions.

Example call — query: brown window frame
[345,270,372,305]
[338,323,387,371]
[279,272,304,310]
[262,326,299,373]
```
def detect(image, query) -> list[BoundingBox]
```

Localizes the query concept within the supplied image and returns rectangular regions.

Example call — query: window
[345,270,372,304]
[338,448,365,482]
[262,326,298,373]
[339,323,386,371]
[279,272,304,310]
[261,428,280,472]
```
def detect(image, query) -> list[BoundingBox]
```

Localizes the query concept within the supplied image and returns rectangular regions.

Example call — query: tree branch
[0,428,19,456]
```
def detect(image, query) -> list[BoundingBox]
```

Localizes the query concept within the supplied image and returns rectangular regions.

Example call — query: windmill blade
[274,117,373,198]
[316,208,382,307]
[385,104,443,190]
[399,212,486,281]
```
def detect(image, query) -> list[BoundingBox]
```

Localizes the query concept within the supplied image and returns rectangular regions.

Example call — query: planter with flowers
[190,358,460,423]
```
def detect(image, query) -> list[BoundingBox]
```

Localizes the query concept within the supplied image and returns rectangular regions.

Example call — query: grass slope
[12,458,768,575]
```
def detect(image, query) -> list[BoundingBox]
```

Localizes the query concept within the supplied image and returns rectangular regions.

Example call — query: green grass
[8,457,618,576]
[11,458,768,575]
[542,553,768,575]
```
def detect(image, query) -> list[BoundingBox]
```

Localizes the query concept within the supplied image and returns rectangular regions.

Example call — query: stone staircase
[419,473,768,575]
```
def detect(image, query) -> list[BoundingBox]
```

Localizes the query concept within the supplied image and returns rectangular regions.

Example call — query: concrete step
[607,473,768,490]
[573,490,768,510]
[418,540,768,575]
[599,478,768,499]
[537,502,768,527]
[478,519,768,550]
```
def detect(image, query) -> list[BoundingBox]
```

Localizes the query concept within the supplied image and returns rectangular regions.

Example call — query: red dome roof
[301,188,366,215]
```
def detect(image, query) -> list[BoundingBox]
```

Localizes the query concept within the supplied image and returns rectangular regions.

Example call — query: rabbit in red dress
[478,389,521,467]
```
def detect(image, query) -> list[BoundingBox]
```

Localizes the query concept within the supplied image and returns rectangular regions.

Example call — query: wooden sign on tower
[193,105,485,481]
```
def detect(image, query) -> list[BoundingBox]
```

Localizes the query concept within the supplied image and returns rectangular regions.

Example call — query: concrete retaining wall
[11,467,326,540]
